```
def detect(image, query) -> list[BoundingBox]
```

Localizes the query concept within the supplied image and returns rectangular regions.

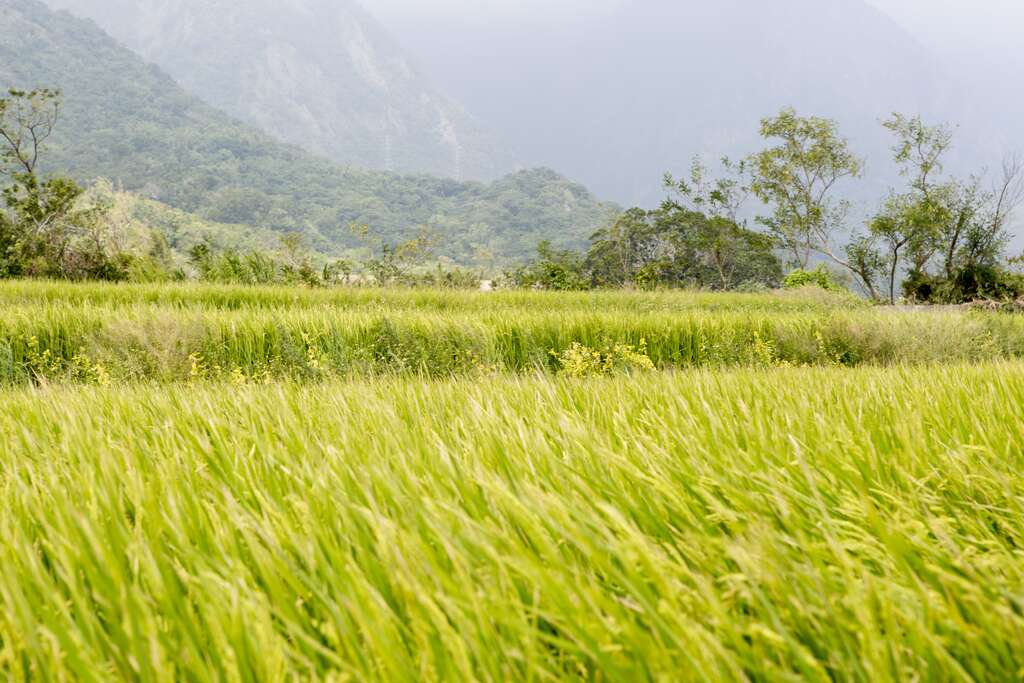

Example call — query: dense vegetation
[0,0,611,263]
[4,281,1024,386]
[4,3,1022,680]
[2,362,1023,679]
[509,162,784,291]
[511,111,1024,302]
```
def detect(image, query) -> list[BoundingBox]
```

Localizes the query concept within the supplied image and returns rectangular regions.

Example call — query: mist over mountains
[9,0,1024,259]
[369,0,1022,207]
[43,0,517,182]
[2,0,612,263]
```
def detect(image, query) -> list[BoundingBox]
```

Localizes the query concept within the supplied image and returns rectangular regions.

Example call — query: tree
[749,108,864,271]
[584,208,664,287]
[866,193,943,303]
[664,157,780,290]
[581,170,782,292]
[950,156,1024,276]
[0,89,60,176]
[870,114,1024,303]
[860,115,953,302]
[665,157,749,225]
[1,88,131,279]
[508,240,588,290]
[2,174,112,279]
[885,113,952,197]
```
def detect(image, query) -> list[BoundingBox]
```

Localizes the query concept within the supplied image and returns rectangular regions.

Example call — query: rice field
[1,281,1022,681]
[1,281,1023,385]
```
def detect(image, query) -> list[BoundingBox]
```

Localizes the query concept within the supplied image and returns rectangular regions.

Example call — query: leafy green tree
[749,109,863,271]
[866,193,944,303]
[508,241,589,291]
[664,158,780,290]
[842,235,886,301]
[869,114,1024,303]
[2,174,111,278]
[943,161,1022,278]
[860,115,953,302]
[580,197,781,292]
[584,208,665,287]
[0,88,132,280]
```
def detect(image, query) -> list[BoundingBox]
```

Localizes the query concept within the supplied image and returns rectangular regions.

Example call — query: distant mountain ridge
[1,0,612,263]
[42,0,517,182]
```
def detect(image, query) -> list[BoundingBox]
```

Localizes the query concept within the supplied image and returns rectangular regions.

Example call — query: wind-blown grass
[0,282,1023,385]
[0,363,1022,680]
[0,280,865,313]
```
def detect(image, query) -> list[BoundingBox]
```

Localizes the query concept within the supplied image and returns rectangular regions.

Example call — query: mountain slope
[0,0,612,263]
[42,0,515,182]
[378,0,1008,207]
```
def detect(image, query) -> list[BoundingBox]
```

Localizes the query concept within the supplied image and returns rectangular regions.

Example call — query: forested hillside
[43,0,516,181]
[0,0,611,263]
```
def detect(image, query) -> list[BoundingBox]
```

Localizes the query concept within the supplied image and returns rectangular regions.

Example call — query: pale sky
[364,0,1024,62]
[363,0,622,26]
[865,0,1024,60]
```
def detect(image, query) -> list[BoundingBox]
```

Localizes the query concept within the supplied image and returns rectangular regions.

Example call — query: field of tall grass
[1,281,1024,385]
[1,363,1022,680]
[2,281,1022,680]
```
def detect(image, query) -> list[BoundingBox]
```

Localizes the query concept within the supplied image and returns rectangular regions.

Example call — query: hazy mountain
[41,0,517,181]
[1,0,612,263]
[370,0,1019,208]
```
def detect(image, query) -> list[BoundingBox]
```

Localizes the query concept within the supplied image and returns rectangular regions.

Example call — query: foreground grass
[1,364,1022,680]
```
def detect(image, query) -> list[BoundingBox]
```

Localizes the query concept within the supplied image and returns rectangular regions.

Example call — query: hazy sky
[364,0,1024,62]
[363,0,621,26]
[865,0,1024,60]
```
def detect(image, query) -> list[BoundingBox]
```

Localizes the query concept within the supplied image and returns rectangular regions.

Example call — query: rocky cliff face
[44,0,516,181]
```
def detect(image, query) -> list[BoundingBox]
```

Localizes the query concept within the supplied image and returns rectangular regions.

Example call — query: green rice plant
[0,279,868,315]
[0,297,1022,385]
[0,281,1022,385]
[0,363,1022,680]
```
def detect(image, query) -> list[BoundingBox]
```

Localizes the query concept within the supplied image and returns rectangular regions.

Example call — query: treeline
[4,87,1023,301]
[508,162,782,291]
[0,89,483,287]
[512,110,1024,303]
[185,230,481,289]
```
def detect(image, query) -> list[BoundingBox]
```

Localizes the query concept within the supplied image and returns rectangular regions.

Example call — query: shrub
[783,265,846,292]
[551,340,655,377]
[506,241,590,291]
[904,266,1024,304]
